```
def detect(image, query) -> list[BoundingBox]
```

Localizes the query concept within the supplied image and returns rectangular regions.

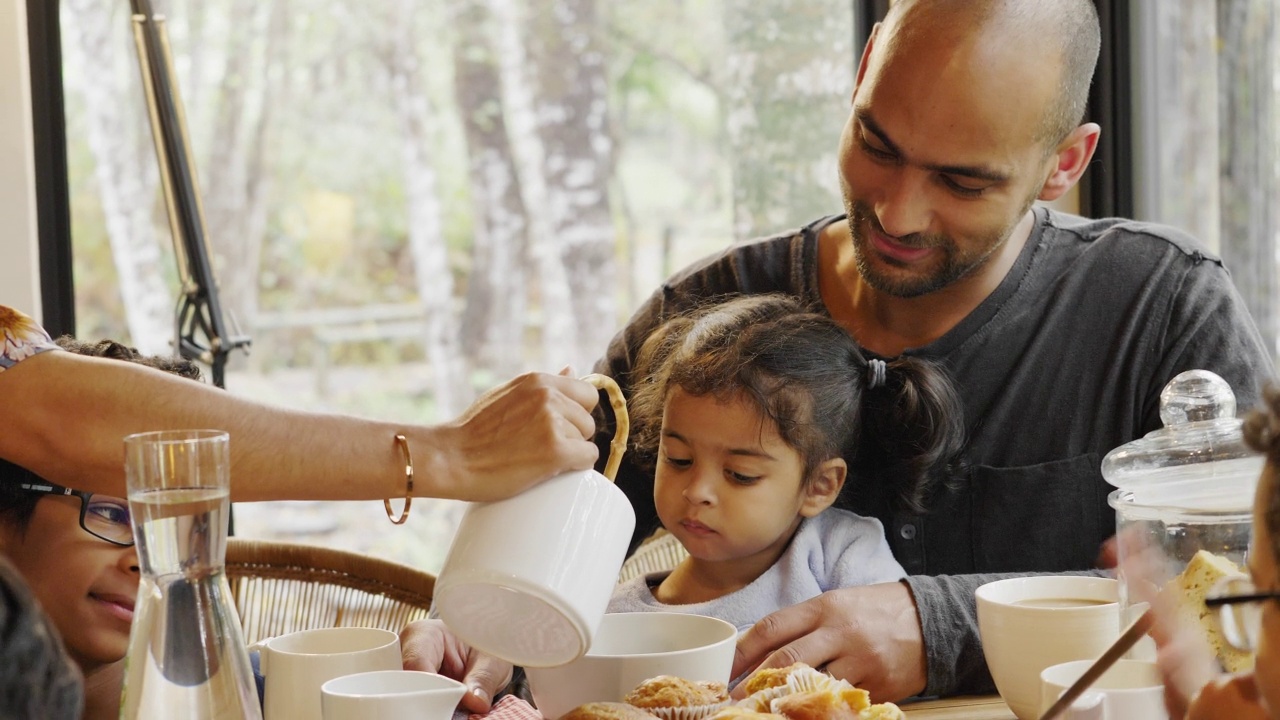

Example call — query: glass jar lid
[1101,370,1262,507]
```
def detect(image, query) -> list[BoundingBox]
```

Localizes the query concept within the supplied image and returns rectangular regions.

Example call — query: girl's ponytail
[859,355,966,513]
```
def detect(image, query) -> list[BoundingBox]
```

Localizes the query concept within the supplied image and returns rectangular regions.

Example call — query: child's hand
[1186,672,1268,720]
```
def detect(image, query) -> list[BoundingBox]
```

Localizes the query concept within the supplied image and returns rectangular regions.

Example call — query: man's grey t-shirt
[594,208,1274,695]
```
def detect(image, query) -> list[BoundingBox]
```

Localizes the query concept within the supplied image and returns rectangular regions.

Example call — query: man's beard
[844,197,1025,299]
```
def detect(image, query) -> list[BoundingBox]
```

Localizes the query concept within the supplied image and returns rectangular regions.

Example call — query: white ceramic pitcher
[434,374,636,667]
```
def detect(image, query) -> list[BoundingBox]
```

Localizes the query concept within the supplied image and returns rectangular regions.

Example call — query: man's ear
[853,23,881,95]
[799,458,847,518]
[1039,122,1101,202]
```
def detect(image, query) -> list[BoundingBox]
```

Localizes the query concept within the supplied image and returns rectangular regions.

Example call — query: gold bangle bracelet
[384,433,414,525]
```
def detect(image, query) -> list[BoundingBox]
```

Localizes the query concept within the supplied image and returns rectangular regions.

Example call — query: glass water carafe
[121,430,261,719]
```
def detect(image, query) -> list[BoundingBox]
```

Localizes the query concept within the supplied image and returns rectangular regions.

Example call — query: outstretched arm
[0,350,599,502]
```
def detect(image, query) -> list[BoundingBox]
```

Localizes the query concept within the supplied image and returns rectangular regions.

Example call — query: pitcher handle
[582,374,629,482]
[246,637,272,675]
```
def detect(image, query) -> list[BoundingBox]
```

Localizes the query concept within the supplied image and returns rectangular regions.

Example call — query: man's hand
[730,582,927,702]
[435,371,600,502]
[400,619,513,713]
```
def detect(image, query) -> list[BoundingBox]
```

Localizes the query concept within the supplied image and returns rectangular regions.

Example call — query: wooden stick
[582,374,629,482]
[1037,608,1156,720]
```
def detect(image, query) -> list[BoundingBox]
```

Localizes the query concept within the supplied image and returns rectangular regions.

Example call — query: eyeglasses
[19,480,134,547]
[1205,574,1280,652]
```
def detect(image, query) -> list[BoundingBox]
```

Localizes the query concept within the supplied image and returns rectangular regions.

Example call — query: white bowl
[1040,659,1167,719]
[976,576,1120,720]
[525,612,737,719]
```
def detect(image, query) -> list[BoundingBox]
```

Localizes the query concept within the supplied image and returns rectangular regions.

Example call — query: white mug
[321,670,466,720]
[1040,659,1168,720]
[250,627,401,720]
[434,374,636,668]
[976,576,1120,720]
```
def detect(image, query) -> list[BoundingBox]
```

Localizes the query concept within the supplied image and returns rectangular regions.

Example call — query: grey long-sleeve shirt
[593,208,1274,696]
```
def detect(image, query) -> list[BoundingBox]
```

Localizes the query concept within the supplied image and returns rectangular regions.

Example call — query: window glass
[61,0,855,571]
[1132,2,1279,356]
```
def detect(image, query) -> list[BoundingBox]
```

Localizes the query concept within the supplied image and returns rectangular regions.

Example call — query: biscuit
[1165,550,1255,672]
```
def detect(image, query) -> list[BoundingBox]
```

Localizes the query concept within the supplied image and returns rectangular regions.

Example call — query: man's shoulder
[1045,209,1222,265]
[663,215,837,295]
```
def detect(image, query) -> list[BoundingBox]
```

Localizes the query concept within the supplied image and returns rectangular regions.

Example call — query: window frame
[27,0,74,337]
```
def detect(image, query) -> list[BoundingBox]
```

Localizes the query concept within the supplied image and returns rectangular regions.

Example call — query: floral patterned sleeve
[0,305,59,372]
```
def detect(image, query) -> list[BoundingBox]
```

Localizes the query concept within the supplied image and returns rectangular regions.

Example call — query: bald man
[592,0,1273,703]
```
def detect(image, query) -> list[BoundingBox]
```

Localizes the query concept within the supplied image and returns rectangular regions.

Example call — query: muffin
[739,663,809,696]
[559,701,663,719]
[858,702,907,720]
[705,707,787,719]
[624,675,730,719]
[771,689,863,720]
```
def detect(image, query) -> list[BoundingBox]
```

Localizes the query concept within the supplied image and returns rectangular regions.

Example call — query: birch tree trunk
[1216,0,1277,353]
[724,0,851,239]
[491,0,568,371]
[388,0,470,417]
[526,0,617,371]
[63,0,172,354]
[452,0,530,379]
[200,0,287,338]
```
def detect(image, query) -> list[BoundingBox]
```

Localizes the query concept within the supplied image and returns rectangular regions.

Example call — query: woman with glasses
[0,340,204,720]
[1139,385,1280,720]
[0,468,137,720]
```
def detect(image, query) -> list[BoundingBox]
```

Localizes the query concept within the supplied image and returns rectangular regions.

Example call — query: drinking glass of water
[120,429,261,719]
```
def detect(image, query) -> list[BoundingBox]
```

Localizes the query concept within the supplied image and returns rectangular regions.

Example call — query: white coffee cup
[525,612,738,719]
[1040,659,1168,720]
[250,627,401,720]
[435,374,636,668]
[976,576,1120,720]
[320,670,466,720]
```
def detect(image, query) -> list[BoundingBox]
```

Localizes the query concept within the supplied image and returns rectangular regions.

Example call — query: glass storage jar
[1103,370,1263,663]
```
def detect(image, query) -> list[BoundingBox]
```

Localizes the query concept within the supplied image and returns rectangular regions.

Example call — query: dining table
[900,694,1017,720]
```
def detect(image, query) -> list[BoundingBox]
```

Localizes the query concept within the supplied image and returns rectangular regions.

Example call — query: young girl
[0,337,204,720]
[607,294,964,630]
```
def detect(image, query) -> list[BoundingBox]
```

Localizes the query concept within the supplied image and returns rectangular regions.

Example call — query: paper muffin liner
[782,666,839,695]
[734,685,791,713]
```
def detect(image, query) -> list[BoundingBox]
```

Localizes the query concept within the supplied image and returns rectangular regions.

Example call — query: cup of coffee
[250,627,401,720]
[434,375,636,668]
[976,576,1119,720]
[1040,659,1168,720]
[320,670,466,720]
